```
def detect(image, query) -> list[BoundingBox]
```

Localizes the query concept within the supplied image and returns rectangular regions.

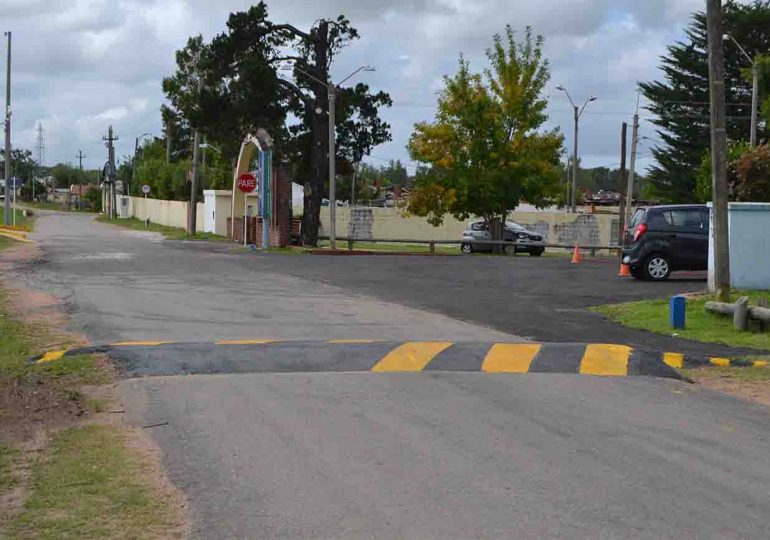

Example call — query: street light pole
[283,64,374,249]
[3,32,11,226]
[556,85,596,213]
[328,84,336,248]
[572,105,578,213]
[724,33,758,147]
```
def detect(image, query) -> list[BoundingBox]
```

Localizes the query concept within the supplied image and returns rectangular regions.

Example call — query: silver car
[461,220,545,255]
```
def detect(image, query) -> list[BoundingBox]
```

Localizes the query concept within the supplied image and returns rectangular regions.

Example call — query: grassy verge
[681,364,770,382]
[97,215,227,241]
[592,290,770,351]
[0,207,34,231]
[0,443,17,492]
[5,425,181,539]
[1,238,182,536]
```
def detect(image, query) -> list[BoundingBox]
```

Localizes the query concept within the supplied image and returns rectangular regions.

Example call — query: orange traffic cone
[618,263,631,277]
[571,243,582,264]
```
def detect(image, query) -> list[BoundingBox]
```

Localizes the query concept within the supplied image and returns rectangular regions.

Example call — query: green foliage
[695,140,750,202]
[84,187,102,212]
[640,1,770,203]
[406,26,562,227]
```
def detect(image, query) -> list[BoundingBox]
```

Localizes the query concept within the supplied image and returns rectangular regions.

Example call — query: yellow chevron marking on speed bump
[371,341,453,372]
[215,339,276,345]
[663,352,684,369]
[482,343,542,373]
[754,360,769,368]
[112,341,175,347]
[36,350,65,364]
[580,344,631,376]
[709,357,731,367]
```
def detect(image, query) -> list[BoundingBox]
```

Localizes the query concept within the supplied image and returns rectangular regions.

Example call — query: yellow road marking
[663,352,684,369]
[371,342,453,372]
[709,357,731,367]
[36,350,65,364]
[753,360,769,368]
[111,341,175,347]
[326,339,380,344]
[482,343,541,373]
[215,339,276,345]
[580,344,631,376]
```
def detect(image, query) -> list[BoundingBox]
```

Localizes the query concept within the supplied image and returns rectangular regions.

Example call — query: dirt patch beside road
[0,239,188,538]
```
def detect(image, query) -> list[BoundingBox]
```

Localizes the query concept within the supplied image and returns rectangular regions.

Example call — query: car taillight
[633,223,647,242]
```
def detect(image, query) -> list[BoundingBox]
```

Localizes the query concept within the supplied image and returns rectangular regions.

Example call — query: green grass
[0,236,14,251]
[4,425,180,539]
[592,290,770,351]
[0,207,33,231]
[681,364,770,381]
[97,215,227,241]
[0,442,17,492]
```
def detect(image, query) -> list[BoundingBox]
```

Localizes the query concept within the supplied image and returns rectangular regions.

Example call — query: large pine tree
[640,1,770,203]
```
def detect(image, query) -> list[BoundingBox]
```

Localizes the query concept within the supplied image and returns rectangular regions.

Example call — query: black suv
[622,204,709,281]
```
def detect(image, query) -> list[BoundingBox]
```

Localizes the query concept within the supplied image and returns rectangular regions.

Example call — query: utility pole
[187,77,202,235]
[707,0,731,301]
[35,123,45,201]
[165,121,172,163]
[76,150,85,170]
[625,112,639,229]
[3,31,11,226]
[103,126,118,219]
[618,122,627,241]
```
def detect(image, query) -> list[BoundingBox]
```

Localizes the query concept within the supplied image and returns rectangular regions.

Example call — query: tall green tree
[162,2,392,245]
[640,0,770,203]
[406,26,562,238]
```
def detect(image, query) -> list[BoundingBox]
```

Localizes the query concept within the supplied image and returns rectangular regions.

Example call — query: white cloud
[2,0,722,170]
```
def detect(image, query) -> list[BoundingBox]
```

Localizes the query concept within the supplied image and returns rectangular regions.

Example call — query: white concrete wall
[127,196,205,232]
[319,206,620,247]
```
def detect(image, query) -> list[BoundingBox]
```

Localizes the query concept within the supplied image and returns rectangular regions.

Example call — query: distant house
[46,188,71,204]
[70,184,98,208]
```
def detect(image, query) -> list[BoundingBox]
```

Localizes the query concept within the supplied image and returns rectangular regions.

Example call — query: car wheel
[644,254,671,281]
[461,243,473,255]
[529,249,543,257]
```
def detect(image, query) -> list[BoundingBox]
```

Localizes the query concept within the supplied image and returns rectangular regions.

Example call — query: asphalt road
[21,212,770,539]
[122,373,770,539]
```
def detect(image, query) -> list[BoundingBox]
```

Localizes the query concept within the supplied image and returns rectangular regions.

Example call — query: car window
[628,209,645,229]
[505,221,527,231]
[471,222,488,231]
[647,210,673,229]
[670,209,704,229]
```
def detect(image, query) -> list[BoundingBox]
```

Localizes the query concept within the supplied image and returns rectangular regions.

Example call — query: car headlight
[517,233,527,239]
[623,255,631,264]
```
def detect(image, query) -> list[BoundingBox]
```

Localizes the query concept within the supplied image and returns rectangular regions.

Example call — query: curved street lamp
[556,85,596,213]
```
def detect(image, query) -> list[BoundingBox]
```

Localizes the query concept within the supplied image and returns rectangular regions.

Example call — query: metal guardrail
[318,236,621,254]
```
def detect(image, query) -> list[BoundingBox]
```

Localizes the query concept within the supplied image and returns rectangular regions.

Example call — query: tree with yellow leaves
[406,26,563,241]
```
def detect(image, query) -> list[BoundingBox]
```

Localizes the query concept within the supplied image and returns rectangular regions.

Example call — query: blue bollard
[670,295,686,329]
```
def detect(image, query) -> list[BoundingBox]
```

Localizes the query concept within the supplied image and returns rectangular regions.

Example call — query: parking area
[209,248,743,358]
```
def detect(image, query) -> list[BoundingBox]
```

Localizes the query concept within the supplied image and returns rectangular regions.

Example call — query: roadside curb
[663,352,769,370]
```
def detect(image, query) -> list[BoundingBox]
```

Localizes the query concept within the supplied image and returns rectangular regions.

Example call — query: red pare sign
[237,173,257,193]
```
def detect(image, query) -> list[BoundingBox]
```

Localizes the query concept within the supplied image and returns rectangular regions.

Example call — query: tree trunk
[489,215,504,254]
[300,22,329,247]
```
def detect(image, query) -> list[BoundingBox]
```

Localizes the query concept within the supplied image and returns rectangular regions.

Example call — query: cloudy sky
[3,0,712,174]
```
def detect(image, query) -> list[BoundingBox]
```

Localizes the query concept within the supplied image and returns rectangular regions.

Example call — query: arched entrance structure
[229,129,274,246]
